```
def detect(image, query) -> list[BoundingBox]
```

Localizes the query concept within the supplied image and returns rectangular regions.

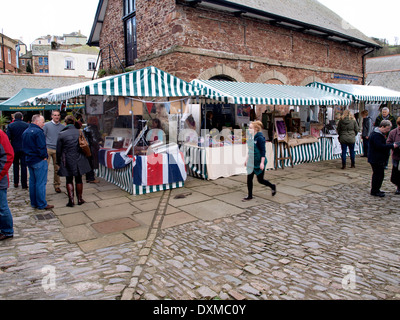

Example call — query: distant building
[0,33,18,73]
[366,54,400,118]
[48,45,99,78]
[28,32,100,77]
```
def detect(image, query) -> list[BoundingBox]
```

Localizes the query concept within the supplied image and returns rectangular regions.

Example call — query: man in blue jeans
[0,129,14,240]
[22,114,54,210]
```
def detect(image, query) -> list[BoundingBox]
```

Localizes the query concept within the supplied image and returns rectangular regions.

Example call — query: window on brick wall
[123,0,137,67]
[8,48,11,64]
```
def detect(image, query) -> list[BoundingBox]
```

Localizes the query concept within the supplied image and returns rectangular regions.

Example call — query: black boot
[66,183,74,207]
[76,183,85,205]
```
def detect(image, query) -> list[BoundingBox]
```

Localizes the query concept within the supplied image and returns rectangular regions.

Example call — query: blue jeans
[28,160,48,209]
[341,143,355,165]
[0,189,13,236]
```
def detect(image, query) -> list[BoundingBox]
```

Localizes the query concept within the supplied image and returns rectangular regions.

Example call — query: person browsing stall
[43,110,65,193]
[387,117,400,195]
[337,110,359,169]
[56,116,91,207]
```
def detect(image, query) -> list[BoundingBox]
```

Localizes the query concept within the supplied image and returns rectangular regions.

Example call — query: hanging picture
[118,97,143,115]
[274,117,287,141]
[86,95,104,115]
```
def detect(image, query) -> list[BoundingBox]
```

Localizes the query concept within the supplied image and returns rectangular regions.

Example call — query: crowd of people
[0,111,102,241]
[337,107,400,197]
[1,106,400,240]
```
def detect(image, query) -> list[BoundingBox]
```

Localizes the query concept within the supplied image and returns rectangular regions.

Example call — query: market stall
[182,80,352,178]
[23,66,203,194]
[1,88,85,111]
[308,82,400,159]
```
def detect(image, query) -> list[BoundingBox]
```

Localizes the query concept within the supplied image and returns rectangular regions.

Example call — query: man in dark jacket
[6,112,29,189]
[368,120,399,197]
[0,129,14,240]
[374,107,397,129]
[22,114,54,210]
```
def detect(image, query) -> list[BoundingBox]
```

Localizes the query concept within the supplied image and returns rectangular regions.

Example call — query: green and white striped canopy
[308,82,400,104]
[191,80,351,106]
[24,66,203,105]
[1,88,84,111]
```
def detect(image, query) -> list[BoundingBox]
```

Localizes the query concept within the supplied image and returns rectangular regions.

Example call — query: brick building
[88,0,380,85]
[0,33,18,73]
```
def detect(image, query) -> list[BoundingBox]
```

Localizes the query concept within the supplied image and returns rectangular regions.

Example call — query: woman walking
[56,116,91,207]
[243,121,276,201]
[337,110,359,169]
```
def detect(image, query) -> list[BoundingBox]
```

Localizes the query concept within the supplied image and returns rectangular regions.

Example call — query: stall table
[96,148,186,195]
[182,134,364,177]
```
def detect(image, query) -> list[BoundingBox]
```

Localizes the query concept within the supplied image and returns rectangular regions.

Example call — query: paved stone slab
[179,199,244,221]
[191,184,232,196]
[161,211,198,229]
[215,191,271,208]
[77,233,132,253]
[124,226,150,242]
[58,212,92,227]
[52,202,99,216]
[91,217,140,234]
[169,189,211,207]
[131,198,161,212]
[61,225,97,243]
[84,203,139,222]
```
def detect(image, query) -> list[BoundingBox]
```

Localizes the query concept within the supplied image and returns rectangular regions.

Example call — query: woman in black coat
[56,115,91,206]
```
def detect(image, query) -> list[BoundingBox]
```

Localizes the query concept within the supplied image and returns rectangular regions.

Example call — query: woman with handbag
[56,116,91,207]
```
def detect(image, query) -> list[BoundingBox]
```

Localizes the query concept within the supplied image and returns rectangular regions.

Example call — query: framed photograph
[123,138,132,149]
[104,136,115,149]
[86,95,104,115]
[274,117,287,141]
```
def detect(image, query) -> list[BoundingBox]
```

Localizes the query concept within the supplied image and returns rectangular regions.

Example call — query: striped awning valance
[23,66,203,106]
[191,80,352,106]
[308,82,400,104]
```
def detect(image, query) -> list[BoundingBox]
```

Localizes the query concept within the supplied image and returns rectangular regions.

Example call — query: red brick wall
[0,45,18,73]
[99,1,365,84]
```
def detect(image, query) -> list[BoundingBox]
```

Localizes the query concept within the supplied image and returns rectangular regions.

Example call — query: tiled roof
[0,74,90,101]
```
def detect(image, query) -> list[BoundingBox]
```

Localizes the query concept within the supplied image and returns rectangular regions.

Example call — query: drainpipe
[362,48,375,85]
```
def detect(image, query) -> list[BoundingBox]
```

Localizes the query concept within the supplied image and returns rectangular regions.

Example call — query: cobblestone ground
[0,159,399,300]
[139,183,400,300]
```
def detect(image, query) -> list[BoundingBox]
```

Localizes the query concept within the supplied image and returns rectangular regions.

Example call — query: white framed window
[88,59,96,71]
[65,57,74,70]
[0,47,2,61]
[8,48,12,64]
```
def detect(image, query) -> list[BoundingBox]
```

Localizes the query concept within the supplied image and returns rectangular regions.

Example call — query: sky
[1,0,399,47]
[1,0,99,47]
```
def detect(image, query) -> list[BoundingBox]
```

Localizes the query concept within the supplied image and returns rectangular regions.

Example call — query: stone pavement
[1,156,400,300]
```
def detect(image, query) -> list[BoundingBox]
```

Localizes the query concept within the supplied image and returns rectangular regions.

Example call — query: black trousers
[66,175,83,184]
[13,150,28,188]
[247,171,274,198]
[370,163,385,193]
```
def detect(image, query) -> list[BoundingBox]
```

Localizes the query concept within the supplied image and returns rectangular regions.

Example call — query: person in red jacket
[0,129,15,240]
